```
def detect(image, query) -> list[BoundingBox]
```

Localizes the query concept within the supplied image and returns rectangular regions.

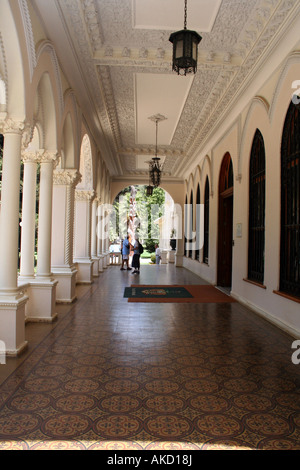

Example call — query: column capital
[21,150,41,164]
[0,118,29,136]
[75,189,95,202]
[38,150,60,168]
[53,169,82,187]
[93,196,101,205]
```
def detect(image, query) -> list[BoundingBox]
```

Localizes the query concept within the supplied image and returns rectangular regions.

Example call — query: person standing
[120,236,131,270]
[131,237,141,274]
[155,244,161,265]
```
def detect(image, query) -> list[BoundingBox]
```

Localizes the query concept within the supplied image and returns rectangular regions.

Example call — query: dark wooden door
[218,193,233,287]
[218,152,234,288]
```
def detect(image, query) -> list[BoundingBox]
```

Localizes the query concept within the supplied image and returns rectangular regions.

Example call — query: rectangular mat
[124,285,236,303]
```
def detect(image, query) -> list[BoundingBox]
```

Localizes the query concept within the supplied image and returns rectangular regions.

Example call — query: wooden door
[218,193,233,287]
[218,153,234,288]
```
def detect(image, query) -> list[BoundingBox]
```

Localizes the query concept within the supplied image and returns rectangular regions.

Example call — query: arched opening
[189,190,194,258]
[110,185,178,263]
[203,177,210,264]
[248,129,266,285]
[218,152,234,288]
[77,134,93,190]
[184,195,188,257]
[280,100,300,299]
[195,184,200,261]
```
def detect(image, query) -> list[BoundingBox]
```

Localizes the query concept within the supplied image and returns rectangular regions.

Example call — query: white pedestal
[74,259,94,284]
[175,254,183,267]
[98,256,104,273]
[168,250,176,263]
[51,265,77,303]
[160,251,168,264]
[0,293,28,356]
[92,258,100,277]
[25,278,58,322]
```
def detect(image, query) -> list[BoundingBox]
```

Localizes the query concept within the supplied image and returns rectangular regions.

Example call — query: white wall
[183,53,300,338]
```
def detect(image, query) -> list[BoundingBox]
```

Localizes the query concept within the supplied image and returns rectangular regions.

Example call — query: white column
[36,151,58,278]
[74,190,95,283]
[97,200,104,272]
[19,152,39,280]
[51,169,81,303]
[91,197,100,276]
[26,150,58,323]
[0,119,28,355]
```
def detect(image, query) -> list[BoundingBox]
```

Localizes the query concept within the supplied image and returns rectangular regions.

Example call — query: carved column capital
[21,150,41,164]
[75,189,95,202]
[0,118,28,136]
[38,150,60,168]
[53,169,82,187]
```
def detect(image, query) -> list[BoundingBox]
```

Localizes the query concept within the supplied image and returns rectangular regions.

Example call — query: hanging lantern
[169,0,202,75]
[150,157,162,188]
[146,184,153,196]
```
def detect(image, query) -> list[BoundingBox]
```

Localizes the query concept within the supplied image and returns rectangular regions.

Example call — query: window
[203,177,210,264]
[248,129,266,284]
[280,101,300,299]
[196,184,200,260]
[184,195,187,257]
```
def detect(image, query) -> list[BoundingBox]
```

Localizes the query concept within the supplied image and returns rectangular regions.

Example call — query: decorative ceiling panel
[31,0,300,179]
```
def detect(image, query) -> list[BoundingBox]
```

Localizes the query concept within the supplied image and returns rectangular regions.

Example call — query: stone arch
[239,97,270,180]
[0,76,7,113]
[27,41,64,152]
[193,165,201,196]
[201,155,212,198]
[0,0,27,119]
[77,134,93,191]
[59,90,80,170]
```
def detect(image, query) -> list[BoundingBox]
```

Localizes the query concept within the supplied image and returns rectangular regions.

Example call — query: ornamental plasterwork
[55,0,299,179]
[53,169,82,186]
[75,189,95,201]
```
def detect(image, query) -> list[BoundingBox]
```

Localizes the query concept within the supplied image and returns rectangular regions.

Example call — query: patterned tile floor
[1,264,300,450]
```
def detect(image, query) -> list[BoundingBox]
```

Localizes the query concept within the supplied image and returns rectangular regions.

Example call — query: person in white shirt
[155,244,161,265]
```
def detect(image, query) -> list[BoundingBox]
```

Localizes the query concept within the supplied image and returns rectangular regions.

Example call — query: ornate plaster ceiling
[31,0,299,181]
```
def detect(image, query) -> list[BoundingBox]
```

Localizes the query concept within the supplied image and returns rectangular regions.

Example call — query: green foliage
[110,185,165,250]
[150,253,156,264]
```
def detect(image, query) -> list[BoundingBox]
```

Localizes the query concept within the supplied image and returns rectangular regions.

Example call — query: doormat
[124,285,236,303]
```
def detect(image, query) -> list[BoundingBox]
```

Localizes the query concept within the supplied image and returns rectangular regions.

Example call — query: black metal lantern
[169,0,202,75]
[150,157,162,188]
[146,184,153,196]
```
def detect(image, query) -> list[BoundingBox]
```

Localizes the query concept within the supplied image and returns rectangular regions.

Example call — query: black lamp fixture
[146,183,153,196]
[148,114,167,188]
[169,0,202,76]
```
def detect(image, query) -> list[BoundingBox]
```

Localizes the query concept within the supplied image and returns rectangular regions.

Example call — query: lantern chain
[184,0,187,30]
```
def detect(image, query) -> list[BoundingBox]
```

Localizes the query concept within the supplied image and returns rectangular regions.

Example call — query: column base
[160,251,168,264]
[175,254,183,267]
[25,278,58,323]
[92,257,100,277]
[0,293,28,356]
[98,255,104,273]
[168,250,176,263]
[74,259,94,284]
[51,265,77,304]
